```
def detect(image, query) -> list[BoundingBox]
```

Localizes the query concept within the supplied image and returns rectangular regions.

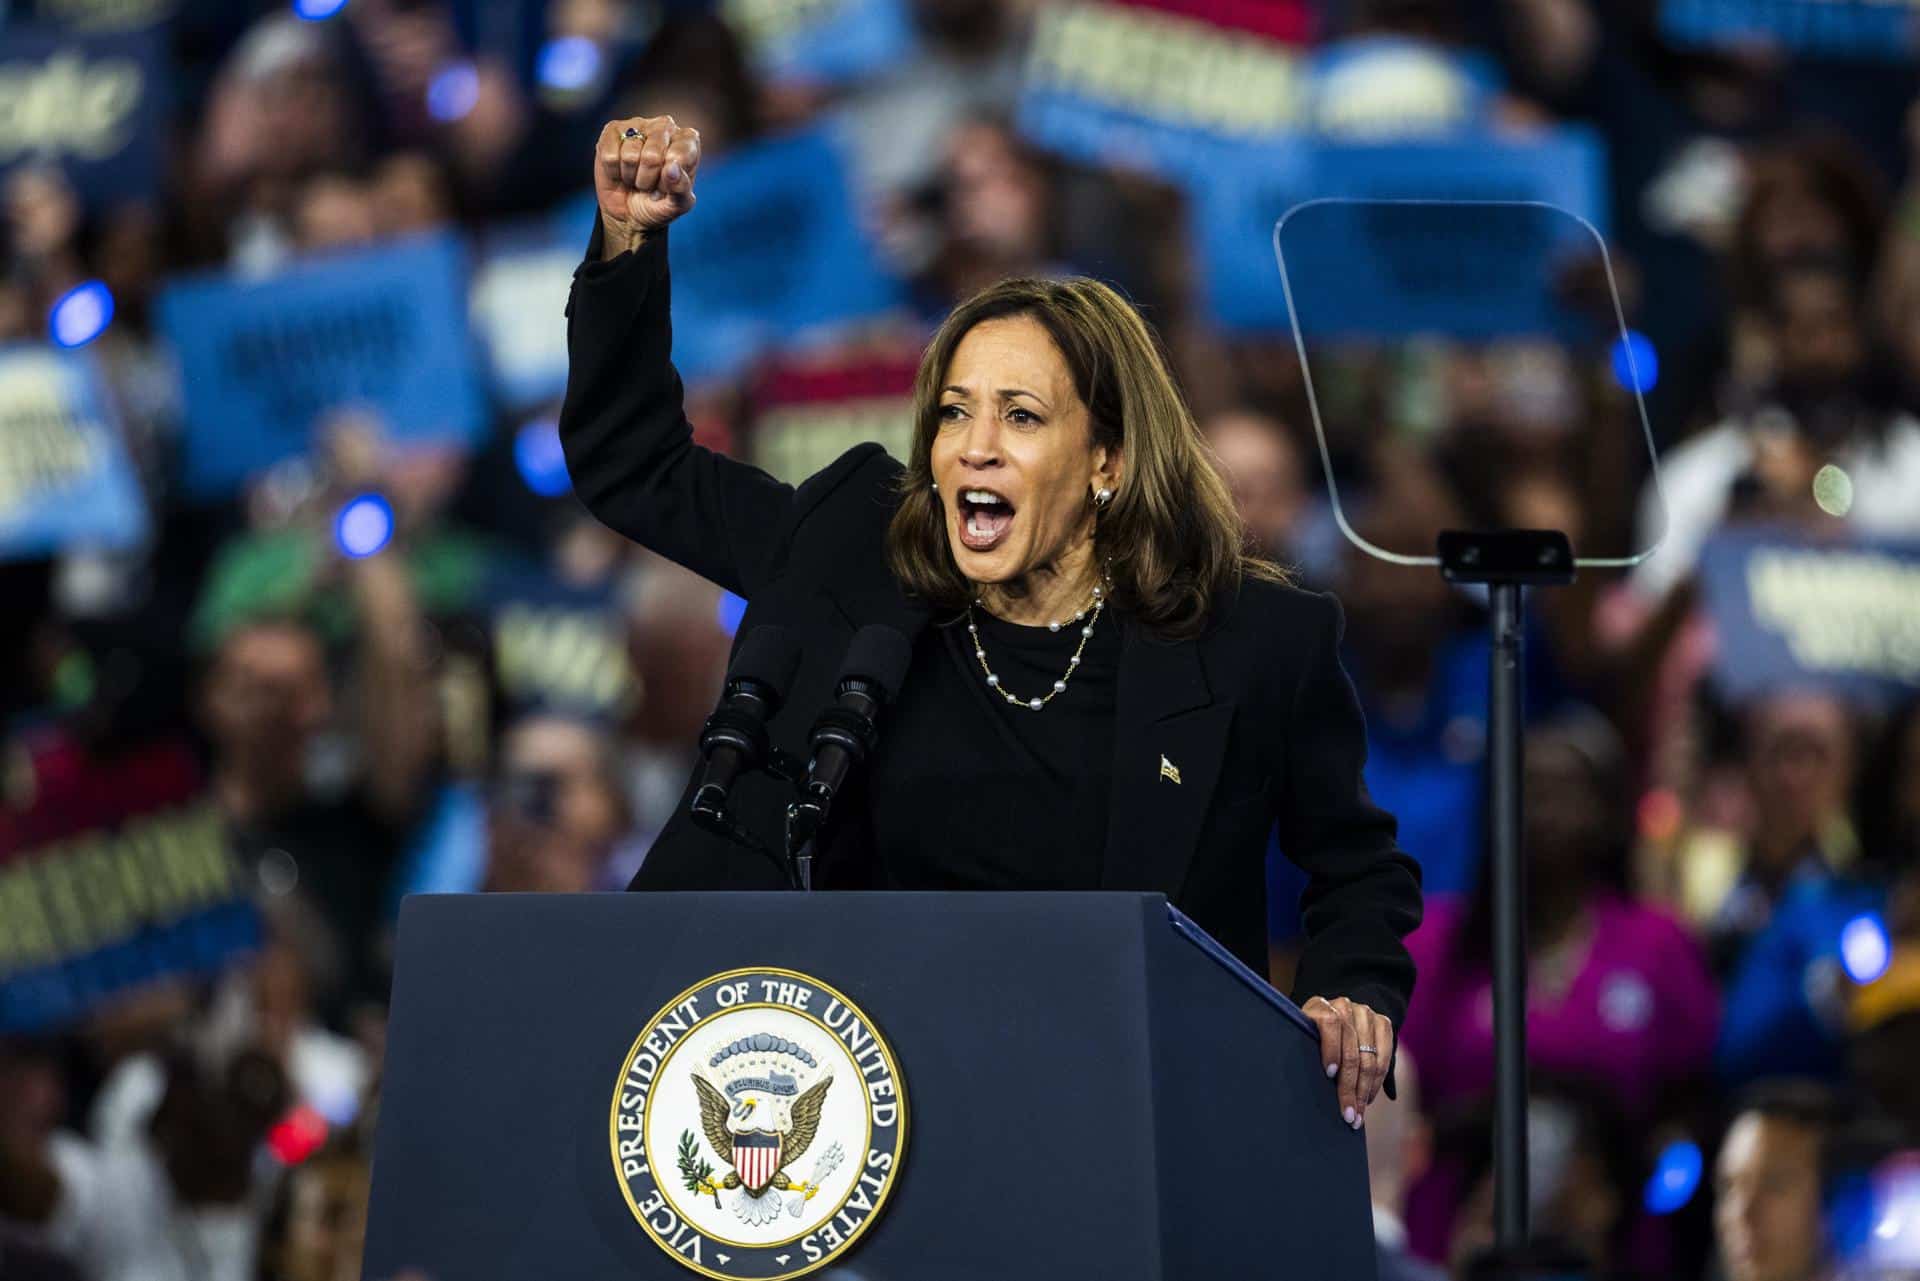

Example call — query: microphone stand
[689,747,808,890]
[1436,528,1573,1252]
[785,802,823,892]
[687,713,876,894]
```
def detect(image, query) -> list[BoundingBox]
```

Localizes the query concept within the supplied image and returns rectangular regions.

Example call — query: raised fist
[594,115,702,258]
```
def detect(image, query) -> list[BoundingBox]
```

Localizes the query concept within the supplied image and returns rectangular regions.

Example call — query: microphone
[690,626,802,828]
[793,625,914,832]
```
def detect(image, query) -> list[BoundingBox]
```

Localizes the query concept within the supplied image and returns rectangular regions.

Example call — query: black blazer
[560,226,1423,1029]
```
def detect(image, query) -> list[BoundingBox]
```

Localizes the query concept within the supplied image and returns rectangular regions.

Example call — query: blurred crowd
[2,0,1919,1278]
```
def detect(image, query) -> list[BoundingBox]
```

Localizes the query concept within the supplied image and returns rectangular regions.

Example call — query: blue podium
[362,892,1375,1280]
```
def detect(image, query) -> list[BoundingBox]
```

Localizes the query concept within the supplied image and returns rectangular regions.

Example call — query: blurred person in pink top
[1399,713,1720,1260]
[1402,713,1720,1121]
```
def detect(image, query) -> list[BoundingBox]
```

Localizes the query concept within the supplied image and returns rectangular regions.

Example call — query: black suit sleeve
[1280,592,1424,1032]
[559,221,794,597]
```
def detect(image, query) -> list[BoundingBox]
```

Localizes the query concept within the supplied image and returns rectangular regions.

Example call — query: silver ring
[1358,1045,1378,1055]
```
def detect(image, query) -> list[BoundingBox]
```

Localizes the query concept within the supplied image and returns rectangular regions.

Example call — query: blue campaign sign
[1193,128,1610,336]
[728,0,916,86]
[0,25,168,206]
[159,232,489,500]
[471,219,579,411]
[1662,0,1920,60]
[0,740,259,1036]
[1697,526,1920,710]
[479,561,638,722]
[559,127,905,385]
[1016,6,1506,178]
[0,345,148,559]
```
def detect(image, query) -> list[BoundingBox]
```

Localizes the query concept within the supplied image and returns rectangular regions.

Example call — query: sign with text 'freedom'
[1018,0,1305,176]
[1017,0,1497,178]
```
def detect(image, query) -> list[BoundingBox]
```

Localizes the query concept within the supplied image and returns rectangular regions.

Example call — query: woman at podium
[560,115,1424,1127]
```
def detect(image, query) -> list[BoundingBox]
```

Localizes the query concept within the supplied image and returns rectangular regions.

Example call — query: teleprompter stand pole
[1437,528,1575,1251]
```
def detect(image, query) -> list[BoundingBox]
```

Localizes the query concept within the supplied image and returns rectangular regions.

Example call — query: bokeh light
[49,280,114,349]
[1610,330,1658,394]
[514,418,571,497]
[537,36,602,92]
[291,0,348,20]
[1813,463,1855,518]
[1644,1139,1703,1214]
[266,1104,329,1164]
[427,62,480,123]
[1843,913,1892,985]
[335,494,395,559]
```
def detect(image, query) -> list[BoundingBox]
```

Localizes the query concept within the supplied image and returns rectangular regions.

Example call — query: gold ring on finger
[623,127,643,140]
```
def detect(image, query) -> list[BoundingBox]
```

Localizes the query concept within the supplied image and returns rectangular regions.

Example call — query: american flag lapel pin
[1159,754,1182,785]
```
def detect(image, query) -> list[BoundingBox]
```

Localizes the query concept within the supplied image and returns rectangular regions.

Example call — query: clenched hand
[593,114,703,259]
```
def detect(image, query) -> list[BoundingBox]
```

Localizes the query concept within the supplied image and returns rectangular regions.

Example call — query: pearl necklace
[966,584,1106,712]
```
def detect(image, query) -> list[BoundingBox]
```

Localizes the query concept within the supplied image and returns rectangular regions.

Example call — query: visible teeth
[963,490,1006,505]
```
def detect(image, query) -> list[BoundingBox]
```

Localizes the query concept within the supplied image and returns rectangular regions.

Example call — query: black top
[876,607,1122,892]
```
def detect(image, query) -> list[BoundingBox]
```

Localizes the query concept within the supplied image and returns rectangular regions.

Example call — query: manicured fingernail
[665,162,683,183]
[1326,1062,1339,1078]
[1344,1106,1356,1124]
[1355,1111,1366,1129]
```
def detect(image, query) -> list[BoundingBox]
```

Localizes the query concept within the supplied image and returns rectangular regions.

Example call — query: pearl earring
[930,480,938,492]
[1095,488,1113,508]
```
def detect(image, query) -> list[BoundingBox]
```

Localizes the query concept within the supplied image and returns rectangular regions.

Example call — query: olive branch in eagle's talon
[678,1130,722,1207]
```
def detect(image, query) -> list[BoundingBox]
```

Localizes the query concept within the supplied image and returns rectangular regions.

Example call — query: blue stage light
[335,494,394,559]
[1644,1140,1703,1215]
[1610,330,1658,394]
[427,62,480,123]
[1843,913,1892,985]
[514,418,571,497]
[717,591,748,636]
[292,0,348,20]
[49,281,114,349]
[537,36,602,92]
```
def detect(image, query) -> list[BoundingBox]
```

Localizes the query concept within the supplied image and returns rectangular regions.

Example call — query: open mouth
[957,488,1015,552]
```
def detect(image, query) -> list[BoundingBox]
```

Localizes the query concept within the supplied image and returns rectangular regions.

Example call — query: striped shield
[733,1130,782,1193]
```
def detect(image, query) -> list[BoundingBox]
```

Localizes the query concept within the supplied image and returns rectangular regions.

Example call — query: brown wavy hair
[885,276,1288,638]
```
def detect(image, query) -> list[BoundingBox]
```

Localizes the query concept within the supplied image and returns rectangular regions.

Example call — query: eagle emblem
[610,968,906,1278]
[681,1033,842,1227]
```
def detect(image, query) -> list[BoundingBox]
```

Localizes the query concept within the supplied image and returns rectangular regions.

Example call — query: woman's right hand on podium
[594,114,702,260]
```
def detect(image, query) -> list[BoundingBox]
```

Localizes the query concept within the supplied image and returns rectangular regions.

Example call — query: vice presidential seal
[609,968,907,1279]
